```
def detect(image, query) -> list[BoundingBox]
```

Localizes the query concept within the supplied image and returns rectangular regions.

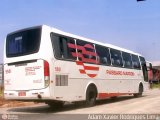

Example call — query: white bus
[4,25,150,107]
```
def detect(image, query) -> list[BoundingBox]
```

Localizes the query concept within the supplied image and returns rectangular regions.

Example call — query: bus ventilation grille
[56,75,68,86]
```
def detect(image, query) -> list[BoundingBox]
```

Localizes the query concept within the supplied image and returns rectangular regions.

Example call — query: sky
[0,0,160,63]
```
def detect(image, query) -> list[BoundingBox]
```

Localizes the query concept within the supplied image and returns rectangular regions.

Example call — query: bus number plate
[18,91,26,96]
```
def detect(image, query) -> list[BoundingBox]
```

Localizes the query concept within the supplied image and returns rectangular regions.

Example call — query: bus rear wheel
[86,85,97,107]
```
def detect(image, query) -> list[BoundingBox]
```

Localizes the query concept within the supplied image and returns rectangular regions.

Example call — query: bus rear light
[44,60,50,77]
[44,60,50,87]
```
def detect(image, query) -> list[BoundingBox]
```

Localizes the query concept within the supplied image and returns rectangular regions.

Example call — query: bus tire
[134,84,143,97]
[86,85,97,107]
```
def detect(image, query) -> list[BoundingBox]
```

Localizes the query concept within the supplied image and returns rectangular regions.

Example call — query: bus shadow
[96,95,146,106]
[7,95,146,114]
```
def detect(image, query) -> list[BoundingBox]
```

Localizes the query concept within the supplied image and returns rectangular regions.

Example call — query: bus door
[140,57,148,82]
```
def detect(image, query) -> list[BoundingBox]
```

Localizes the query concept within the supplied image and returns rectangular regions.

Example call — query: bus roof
[47,25,142,56]
[7,24,142,57]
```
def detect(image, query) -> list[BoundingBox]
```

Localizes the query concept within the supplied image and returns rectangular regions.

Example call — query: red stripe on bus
[67,43,76,49]
[87,74,97,78]
[75,54,98,64]
[76,61,99,71]
[82,58,97,64]
[84,44,94,49]
[68,43,97,57]
[76,60,99,78]
[75,48,97,57]
[71,52,78,57]
[79,69,86,74]
[84,66,99,71]
[98,93,128,99]
[76,61,84,65]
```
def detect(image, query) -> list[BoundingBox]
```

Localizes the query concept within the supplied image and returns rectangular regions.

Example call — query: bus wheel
[134,84,143,97]
[86,85,97,107]
[47,101,64,109]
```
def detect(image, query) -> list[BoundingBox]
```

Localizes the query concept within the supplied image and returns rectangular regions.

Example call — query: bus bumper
[4,87,51,101]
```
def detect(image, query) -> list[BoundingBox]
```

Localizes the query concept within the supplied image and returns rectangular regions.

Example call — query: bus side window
[50,33,63,59]
[132,55,141,69]
[110,49,123,67]
[122,52,132,68]
[65,38,77,60]
[95,45,111,65]
[50,33,76,60]
[76,40,96,64]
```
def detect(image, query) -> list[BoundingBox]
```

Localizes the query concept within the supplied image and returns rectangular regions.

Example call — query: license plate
[18,91,26,96]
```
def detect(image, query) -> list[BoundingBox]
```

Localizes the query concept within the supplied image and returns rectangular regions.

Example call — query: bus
[4,25,151,107]
[0,64,3,92]
[148,68,160,84]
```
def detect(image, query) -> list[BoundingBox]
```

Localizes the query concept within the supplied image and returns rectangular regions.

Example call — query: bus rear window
[6,28,41,57]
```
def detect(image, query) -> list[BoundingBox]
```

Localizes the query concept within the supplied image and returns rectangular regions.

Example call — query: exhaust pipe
[37,94,42,99]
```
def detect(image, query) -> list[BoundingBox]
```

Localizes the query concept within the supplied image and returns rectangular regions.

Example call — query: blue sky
[0,0,160,63]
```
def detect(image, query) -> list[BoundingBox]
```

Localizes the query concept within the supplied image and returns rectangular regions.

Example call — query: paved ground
[0,89,159,120]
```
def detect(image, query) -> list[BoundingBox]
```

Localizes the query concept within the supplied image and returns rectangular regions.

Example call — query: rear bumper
[4,87,51,101]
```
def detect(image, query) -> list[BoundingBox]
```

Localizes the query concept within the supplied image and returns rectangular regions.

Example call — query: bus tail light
[44,60,50,87]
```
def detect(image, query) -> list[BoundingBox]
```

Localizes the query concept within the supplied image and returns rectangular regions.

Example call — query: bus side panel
[52,60,144,102]
[53,60,87,101]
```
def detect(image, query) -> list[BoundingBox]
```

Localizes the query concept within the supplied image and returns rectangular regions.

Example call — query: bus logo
[68,43,99,78]
[76,61,99,78]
